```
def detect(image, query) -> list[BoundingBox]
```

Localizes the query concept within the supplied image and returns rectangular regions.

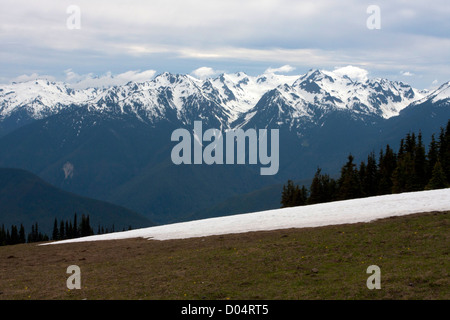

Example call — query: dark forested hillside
[0,168,154,236]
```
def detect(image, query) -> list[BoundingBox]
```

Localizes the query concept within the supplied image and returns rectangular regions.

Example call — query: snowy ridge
[43,188,450,245]
[269,70,426,121]
[426,81,450,104]
[205,72,299,121]
[0,80,99,120]
[0,69,438,128]
[405,81,450,109]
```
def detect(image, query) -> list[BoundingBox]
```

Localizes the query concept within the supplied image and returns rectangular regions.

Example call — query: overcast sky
[1,0,449,89]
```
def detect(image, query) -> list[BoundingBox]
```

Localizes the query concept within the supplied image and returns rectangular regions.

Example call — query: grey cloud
[0,0,448,89]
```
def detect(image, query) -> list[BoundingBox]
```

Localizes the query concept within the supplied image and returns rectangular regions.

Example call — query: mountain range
[0,69,435,133]
[0,68,449,225]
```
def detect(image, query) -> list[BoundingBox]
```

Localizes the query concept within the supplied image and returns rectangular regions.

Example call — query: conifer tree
[19,224,26,244]
[308,168,336,204]
[10,225,19,245]
[438,120,450,181]
[392,153,414,193]
[87,215,93,235]
[65,220,70,239]
[427,134,439,182]
[27,224,34,243]
[80,214,87,236]
[365,152,379,196]
[398,139,405,157]
[404,132,416,154]
[308,168,325,204]
[425,161,449,190]
[27,222,45,243]
[298,185,309,206]
[413,131,427,190]
[59,221,65,240]
[73,213,78,238]
[52,219,59,240]
[322,173,337,203]
[0,225,5,246]
[79,214,94,237]
[281,180,296,208]
[359,161,369,197]
[378,145,396,195]
[337,154,361,200]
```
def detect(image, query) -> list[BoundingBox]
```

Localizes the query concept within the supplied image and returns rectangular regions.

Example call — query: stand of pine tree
[281,120,450,208]
[0,222,48,246]
[1,212,131,246]
[51,213,94,241]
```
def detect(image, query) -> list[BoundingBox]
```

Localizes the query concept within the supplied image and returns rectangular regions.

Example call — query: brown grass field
[0,211,448,300]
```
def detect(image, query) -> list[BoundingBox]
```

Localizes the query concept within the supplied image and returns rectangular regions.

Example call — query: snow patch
[43,188,450,245]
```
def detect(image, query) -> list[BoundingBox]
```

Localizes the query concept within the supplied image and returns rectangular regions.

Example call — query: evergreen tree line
[1,212,133,246]
[52,213,94,241]
[281,120,450,208]
[52,213,132,241]
[0,222,48,246]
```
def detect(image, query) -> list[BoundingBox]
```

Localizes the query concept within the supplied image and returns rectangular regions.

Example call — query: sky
[1,0,449,90]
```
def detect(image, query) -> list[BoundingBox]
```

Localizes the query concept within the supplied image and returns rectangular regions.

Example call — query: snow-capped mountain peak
[0,70,446,133]
[0,79,99,120]
[428,81,450,104]
[279,71,427,119]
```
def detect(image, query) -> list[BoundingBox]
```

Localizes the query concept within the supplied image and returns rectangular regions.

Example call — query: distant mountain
[0,70,428,135]
[0,168,154,235]
[238,69,425,127]
[0,69,448,224]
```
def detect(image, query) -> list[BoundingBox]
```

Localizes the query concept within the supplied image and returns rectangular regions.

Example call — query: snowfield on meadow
[44,188,450,245]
